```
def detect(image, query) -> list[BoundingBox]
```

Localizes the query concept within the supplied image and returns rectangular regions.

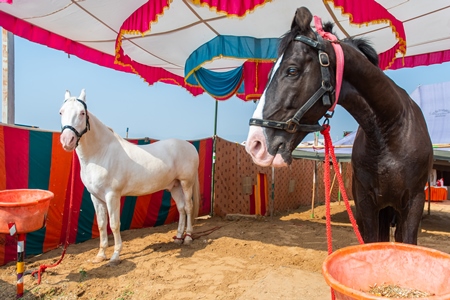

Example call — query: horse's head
[59,89,90,151]
[246,7,337,167]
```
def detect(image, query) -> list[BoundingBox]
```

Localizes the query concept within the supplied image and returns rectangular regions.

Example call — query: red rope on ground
[321,125,364,245]
[32,151,76,283]
[173,226,223,242]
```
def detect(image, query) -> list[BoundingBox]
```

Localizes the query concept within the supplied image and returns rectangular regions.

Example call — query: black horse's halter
[61,98,90,147]
[249,34,335,133]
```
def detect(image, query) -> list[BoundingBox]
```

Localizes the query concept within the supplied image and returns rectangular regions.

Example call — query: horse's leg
[378,207,395,242]
[106,193,123,265]
[91,195,108,263]
[394,215,403,242]
[353,178,379,242]
[400,192,425,244]
[170,183,190,244]
[181,181,195,244]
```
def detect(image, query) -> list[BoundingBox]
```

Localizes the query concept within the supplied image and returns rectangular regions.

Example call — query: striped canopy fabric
[0,124,213,266]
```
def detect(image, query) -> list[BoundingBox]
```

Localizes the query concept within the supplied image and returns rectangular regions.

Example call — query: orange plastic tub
[323,242,450,300]
[0,189,54,234]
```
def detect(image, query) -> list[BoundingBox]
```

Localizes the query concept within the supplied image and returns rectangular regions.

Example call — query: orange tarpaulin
[425,186,448,202]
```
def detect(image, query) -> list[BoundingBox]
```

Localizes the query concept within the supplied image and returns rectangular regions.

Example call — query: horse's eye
[287,67,298,77]
[81,111,85,116]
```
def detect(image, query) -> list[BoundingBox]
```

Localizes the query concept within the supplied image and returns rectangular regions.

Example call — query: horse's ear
[79,89,86,102]
[65,90,71,101]
[293,7,313,33]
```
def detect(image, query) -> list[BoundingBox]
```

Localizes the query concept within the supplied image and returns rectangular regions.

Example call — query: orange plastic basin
[323,242,450,300]
[0,189,54,234]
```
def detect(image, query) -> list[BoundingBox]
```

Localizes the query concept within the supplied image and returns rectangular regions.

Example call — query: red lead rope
[321,124,365,249]
[321,125,363,300]
[312,14,363,247]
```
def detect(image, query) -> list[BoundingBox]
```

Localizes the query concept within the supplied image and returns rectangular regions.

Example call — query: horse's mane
[278,21,379,67]
[323,22,379,67]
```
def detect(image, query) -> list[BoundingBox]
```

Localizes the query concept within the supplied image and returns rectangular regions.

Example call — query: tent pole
[427,176,431,215]
[2,29,15,125]
[311,132,319,218]
[329,173,336,197]
[213,100,218,136]
[210,100,218,216]
[338,162,342,205]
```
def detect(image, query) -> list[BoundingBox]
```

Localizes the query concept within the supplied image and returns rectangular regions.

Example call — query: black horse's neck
[336,42,409,139]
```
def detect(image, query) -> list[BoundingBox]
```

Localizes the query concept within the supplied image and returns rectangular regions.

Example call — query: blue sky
[2,35,450,142]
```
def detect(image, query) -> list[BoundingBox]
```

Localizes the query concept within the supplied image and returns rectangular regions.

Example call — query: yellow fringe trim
[190,0,273,18]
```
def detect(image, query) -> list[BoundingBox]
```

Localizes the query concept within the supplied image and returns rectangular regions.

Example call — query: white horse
[59,89,200,266]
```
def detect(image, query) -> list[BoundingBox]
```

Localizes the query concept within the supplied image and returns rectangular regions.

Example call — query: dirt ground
[1,200,450,300]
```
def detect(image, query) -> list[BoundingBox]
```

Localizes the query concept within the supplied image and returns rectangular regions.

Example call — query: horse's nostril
[253,141,262,152]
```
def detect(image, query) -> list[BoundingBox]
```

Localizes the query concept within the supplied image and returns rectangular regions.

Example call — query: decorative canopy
[1,0,449,100]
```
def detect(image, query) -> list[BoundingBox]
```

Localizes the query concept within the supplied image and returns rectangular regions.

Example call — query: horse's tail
[192,171,200,221]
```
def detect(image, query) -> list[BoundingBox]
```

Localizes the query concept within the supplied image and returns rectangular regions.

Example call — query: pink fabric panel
[241,61,274,101]
[331,0,406,70]
[378,43,402,70]
[389,50,450,70]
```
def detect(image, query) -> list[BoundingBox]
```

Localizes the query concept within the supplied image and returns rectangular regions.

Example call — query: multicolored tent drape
[0,124,213,266]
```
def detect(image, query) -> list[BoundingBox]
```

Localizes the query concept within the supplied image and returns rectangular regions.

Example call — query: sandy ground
[1,200,450,300]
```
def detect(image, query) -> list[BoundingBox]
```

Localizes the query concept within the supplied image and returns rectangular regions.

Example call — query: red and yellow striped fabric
[249,173,268,216]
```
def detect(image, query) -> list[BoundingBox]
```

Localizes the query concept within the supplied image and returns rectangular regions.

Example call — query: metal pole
[427,177,431,215]
[2,29,15,125]
[213,100,218,136]
[338,162,342,204]
[210,100,218,216]
[311,132,319,218]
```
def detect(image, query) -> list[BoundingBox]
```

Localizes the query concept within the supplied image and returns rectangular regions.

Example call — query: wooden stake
[311,161,317,218]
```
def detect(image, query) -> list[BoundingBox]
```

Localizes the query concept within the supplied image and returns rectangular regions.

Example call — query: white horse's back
[70,111,199,197]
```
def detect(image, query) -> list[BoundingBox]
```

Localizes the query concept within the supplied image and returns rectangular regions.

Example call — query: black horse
[245,7,433,244]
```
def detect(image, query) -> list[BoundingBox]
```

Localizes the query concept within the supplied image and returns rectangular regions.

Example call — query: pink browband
[314,16,344,113]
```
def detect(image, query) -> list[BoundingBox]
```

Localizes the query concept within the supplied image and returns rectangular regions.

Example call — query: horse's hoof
[107,259,121,267]
[173,238,183,245]
[183,233,193,245]
[183,238,193,245]
[91,256,107,264]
